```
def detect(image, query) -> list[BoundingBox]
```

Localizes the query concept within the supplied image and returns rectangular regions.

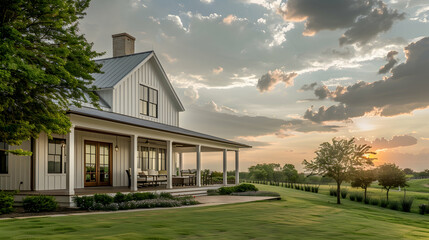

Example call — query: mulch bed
[0,207,88,219]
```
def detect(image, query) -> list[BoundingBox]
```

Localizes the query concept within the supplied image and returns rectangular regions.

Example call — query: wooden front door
[84,141,112,187]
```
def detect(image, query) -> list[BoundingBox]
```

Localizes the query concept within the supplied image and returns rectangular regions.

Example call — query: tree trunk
[386,188,390,202]
[337,182,341,204]
[364,187,367,202]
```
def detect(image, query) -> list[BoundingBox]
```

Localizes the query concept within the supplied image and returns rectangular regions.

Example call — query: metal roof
[68,106,251,148]
[92,51,152,89]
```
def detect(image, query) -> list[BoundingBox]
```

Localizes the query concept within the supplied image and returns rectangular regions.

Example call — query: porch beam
[66,125,75,195]
[235,150,239,185]
[223,149,227,186]
[166,140,173,189]
[196,145,201,187]
[130,135,138,191]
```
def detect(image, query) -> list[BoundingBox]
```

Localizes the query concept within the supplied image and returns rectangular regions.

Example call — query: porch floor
[17,185,226,196]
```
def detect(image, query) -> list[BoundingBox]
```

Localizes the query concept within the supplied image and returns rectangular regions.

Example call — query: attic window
[140,85,158,118]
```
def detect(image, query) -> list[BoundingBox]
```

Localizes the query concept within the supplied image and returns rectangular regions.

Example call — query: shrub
[0,191,15,214]
[131,192,156,201]
[388,201,400,211]
[118,200,138,210]
[231,191,280,197]
[103,203,119,211]
[114,192,127,203]
[73,196,94,210]
[329,188,337,197]
[93,194,114,205]
[400,198,414,212]
[349,192,356,201]
[380,198,388,208]
[418,204,427,215]
[341,188,348,199]
[159,192,174,199]
[23,195,58,213]
[178,197,199,206]
[235,183,258,192]
[355,193,363,202]
[218,186,235,195]
[369,198,379,206]
[314,187,319,193]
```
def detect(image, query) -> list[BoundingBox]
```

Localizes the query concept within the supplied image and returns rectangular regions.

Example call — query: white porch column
[196,145,201,187]
[223,149,228,186]
[166,140,173,189]
[179,152,183,176]
[66,125,75,195]
[130,135,138,191]
[235,150,240,185]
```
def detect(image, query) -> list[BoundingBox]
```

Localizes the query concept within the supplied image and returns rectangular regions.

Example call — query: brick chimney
[112,33,135,57]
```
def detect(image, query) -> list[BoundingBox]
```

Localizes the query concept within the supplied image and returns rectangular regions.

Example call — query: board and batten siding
[112,58,180,126]
[0,140,31,191]
[74,131,130,188]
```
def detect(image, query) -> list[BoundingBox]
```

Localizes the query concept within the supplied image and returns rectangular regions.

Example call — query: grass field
[1,184,428,239]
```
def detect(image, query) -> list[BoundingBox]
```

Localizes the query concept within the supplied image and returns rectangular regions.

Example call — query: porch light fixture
[115,136,119,152]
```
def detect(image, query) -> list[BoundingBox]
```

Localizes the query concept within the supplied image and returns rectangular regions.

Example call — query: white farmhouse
[0,33,250,205]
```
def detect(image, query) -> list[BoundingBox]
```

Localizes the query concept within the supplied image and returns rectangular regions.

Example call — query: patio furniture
[172,176,189,186]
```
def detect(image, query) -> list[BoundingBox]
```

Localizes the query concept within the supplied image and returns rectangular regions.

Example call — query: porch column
[196,145,201,187]
[179,152,183,176]
[223,149,227,186]
[235,150,239,185]
[130,135,138,191]
[66,125,75,195]
[166,140,173,189]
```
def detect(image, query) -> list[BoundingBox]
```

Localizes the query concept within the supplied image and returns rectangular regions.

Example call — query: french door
[84,141,112,187]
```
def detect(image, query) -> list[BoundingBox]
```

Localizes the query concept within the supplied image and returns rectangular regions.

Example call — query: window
[139,147,149,170]
[0,142,8,174]
[158,149,166,171]
[139,85,158,118]
[48,139,66,174]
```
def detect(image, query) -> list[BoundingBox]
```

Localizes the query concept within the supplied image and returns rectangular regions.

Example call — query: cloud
[377,148,429,171]
[356,135,418,150]
[256,69,298,92]
[378,50,398,74]
[268,23,294,47]
[304,37,429,122]
[162,53,177,63]
[278,0,404,45]
[183,86,199,103]
[200,0,214,4]
[299,82,317,91]
[314,85,331,100]
[166,14,188,32]
[257,18,267,24]
[212,66,224,75]
[180,103,339,140]
[223,15,247,25]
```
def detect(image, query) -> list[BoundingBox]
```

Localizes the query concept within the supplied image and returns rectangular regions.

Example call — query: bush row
[346,191,415,213]
[73,192,198,211]
[246,180,319,193]
[0,191,15,214]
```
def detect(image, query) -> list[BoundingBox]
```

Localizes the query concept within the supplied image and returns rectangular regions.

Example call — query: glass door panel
[84,141,112,187]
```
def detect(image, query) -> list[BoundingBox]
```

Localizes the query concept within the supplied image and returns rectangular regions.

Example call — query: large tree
[248,163,281,181]
[282,163,299,182]
[350,169,376,202]
[0,0,102,153]
[377,163,407,201]
[303,138,375,204]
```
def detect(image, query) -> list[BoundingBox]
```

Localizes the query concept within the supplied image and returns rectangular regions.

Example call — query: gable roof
[92,51,152,89]
[91,51,185,112]
[68,106,251,148]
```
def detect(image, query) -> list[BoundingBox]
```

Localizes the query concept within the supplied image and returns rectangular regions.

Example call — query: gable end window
[0,142,8,174]
[139,85,158,118]
[48,139,66,174]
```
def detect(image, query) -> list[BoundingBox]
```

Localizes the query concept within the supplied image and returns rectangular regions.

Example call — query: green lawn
[1,184,428,239]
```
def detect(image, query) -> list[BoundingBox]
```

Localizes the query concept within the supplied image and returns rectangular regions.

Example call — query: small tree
[377,163,407,201]
[303,138,375,204]
[350,169,376,202]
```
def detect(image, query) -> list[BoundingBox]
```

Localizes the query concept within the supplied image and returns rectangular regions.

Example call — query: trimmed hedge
[218,184,258,195]
[23,195,58,213]
[0,191,15,214]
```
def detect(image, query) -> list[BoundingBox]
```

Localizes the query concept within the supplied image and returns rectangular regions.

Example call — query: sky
[79,0,429,172]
